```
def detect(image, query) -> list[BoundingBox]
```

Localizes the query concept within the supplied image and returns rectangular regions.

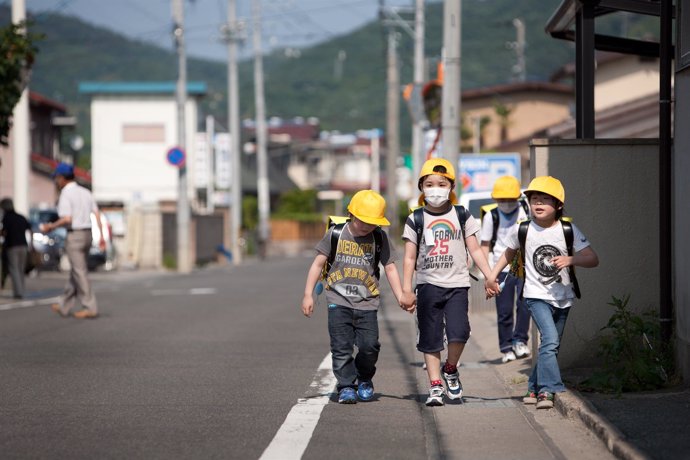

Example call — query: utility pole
[224,0,244,265]
[172,0,191,273]
[252,0,270,258]
[205,115,215,213]
[442,0,461,180]
[411,0,425,180]
[11,0,29,215]
[509,18,526,82]
[385,30,400,238]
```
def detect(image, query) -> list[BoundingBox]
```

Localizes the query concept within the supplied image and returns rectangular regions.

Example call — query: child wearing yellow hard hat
[400,158,499,406]
[488,176,599,409]
[479,176,531,364]
[301,190,408,404]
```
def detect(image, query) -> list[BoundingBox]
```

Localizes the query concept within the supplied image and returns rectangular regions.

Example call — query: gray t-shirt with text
[316,223,395,311]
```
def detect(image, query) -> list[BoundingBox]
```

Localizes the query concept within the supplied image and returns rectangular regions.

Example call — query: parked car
[29,208,115,272]
[29,208,66,271]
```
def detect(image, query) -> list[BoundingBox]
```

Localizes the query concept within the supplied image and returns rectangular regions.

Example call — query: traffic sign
[166,147,186,168]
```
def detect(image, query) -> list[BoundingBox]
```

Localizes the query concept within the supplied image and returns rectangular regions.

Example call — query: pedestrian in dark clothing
[1,198,32,299]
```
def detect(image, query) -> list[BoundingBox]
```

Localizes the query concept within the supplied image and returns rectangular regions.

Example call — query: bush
[580,295,674,394]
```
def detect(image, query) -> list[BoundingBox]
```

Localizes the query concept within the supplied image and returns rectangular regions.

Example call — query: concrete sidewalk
[464,308,687,460]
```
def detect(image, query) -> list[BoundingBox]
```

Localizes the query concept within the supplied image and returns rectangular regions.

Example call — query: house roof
[78,81,207,96]
[31,153,92,187]
[546,92,661,139]
[462,81,573,101]
[29,91,67,112]
[549,51,657,82]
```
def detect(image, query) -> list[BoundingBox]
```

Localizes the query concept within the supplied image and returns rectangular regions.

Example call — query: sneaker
[357,381,374,401]
[442,370,463,400]
[338,387,357,404]
[501,351,517,363]
[536,391,554,409]
[425,385,445,406]
[523,390,537,404]
[513,342,531,358]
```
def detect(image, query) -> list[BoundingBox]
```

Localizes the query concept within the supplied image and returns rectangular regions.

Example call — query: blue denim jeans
[525,298,571,394]
[496,272,530,352]
[328,305,380,391]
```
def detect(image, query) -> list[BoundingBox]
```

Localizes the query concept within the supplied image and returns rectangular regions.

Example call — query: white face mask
[423,187,451,207]
[497,202,519,214]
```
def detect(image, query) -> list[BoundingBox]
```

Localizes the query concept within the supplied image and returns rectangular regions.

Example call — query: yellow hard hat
[347,190,391,226]
[492,175,521,199]
[525,176,565,203]
[418,158,456,184]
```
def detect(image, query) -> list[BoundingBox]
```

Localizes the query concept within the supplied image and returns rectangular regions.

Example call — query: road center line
[259,353,336,460]
[0,296,61,311]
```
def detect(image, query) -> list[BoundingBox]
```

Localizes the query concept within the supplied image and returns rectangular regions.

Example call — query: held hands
[485,278,501,299]
[301,294,314,318]
[400,291,417,314]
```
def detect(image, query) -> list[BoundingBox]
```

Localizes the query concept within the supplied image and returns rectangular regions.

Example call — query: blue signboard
[458,153,521,193]
[166,147,186,168]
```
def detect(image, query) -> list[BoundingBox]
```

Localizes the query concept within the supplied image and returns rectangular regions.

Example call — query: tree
[0,21,41,146]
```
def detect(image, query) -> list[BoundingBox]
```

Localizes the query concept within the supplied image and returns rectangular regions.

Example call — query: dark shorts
[416,284,470,353]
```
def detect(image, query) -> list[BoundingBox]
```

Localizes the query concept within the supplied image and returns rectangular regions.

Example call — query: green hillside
[1,1,658,160]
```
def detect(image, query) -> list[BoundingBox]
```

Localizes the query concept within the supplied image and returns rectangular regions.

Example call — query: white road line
[0,296,60,311]
[151,288,218,296]
[259,353,336,460]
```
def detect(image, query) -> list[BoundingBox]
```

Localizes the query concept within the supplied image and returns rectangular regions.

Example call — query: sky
[25,0,415,62]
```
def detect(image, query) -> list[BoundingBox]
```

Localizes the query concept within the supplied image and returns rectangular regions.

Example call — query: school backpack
[411,205,478,280]
[479,199,530,252]
[320,216,383,281]
[512,218,581,299]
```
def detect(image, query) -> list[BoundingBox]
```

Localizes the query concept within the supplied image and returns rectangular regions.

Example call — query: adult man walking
[42,163,105,319]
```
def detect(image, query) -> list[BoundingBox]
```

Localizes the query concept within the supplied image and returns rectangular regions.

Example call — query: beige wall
[0,146,58,209]
[595,56,659,111]
[464,92,572,150]
[530,139,660,368]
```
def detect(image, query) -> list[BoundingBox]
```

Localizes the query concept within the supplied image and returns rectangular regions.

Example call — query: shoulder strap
[413,207,424,264]
[454,205,470,241]
[326,222,346,274]
[518,220,530,267]
[561,220,581,299]
[519,198,529,216]
[372,227,383,279]
[489,207,499,252]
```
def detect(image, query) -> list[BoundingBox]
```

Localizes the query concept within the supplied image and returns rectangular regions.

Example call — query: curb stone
[556,389,651,460]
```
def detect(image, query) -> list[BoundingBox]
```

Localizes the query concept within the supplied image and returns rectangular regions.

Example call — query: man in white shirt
[42,163,105,319]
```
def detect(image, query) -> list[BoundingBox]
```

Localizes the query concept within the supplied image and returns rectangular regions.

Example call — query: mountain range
[1,1,656,161]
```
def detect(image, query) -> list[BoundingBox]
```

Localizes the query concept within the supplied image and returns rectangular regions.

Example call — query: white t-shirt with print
[402,206,481,288]
[504,220,591,307]
[479,205,529,271]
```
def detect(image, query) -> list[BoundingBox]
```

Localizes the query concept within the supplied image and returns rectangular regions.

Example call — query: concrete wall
[673,68,690,382]
[530,139,660,368]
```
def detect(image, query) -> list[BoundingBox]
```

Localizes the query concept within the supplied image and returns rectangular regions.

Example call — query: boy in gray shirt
[302,190,409,404]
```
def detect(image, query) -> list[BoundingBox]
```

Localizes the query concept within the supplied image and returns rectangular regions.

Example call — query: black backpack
[321,218,383,280]
[515,219,581,299]
[411,205,476,279]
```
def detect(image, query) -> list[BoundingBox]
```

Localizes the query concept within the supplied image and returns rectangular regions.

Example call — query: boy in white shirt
[487,176,599,409]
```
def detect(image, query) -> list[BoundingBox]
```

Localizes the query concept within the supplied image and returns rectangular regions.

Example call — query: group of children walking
[302,158,599,409]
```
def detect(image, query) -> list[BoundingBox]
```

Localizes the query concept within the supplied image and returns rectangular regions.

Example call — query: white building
[79,81,210,268]
[79,81,206,206]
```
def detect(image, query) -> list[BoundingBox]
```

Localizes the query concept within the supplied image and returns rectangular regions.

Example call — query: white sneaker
[513,342,531,358]
[442,370,463,400]
[425,385,445,406]
[501,351,517,363]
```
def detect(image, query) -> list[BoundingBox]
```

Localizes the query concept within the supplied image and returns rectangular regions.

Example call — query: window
[122,124,165,143]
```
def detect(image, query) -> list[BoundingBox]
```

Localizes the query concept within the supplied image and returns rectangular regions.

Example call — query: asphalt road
[0,257,615,460]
